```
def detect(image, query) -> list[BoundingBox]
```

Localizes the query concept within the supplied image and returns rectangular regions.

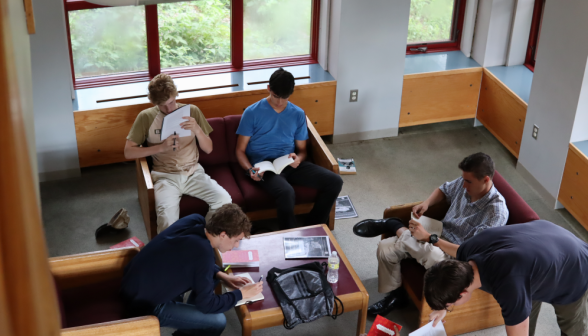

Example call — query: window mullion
[145,5,161,79]
[231,0,244,70]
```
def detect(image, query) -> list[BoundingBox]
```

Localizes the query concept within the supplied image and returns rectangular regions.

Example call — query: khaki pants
[530,287,588,336]
[152,164,232,233]
[376,230,449,293]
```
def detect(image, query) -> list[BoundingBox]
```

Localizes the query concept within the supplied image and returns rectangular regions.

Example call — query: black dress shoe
[367,289,409,316]
[353,217,405,238]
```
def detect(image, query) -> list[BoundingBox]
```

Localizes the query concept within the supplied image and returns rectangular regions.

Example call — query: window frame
[405,0,466,55]
[524,0,544,72]
[64,0,321,89]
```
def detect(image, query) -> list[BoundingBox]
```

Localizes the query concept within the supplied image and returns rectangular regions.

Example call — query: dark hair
[424,260,474,311]
[206,204,251,238]
[269,68,295,98]
[458,152,495,180]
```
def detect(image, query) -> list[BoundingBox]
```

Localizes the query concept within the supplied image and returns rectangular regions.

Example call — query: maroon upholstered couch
[51,247,160,335]
[381,171,540,335]
[136,115,339,240]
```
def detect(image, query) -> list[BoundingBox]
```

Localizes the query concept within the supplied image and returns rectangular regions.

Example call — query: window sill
[486,65,534,104]
[404,51,481,75]
[73,63,334,111]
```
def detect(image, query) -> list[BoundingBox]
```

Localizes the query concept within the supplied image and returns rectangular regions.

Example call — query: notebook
[225,273,264,306]
[221,250,260,267]
[411,213,443,236]
[160,104,191,141]
[109,237,145,249]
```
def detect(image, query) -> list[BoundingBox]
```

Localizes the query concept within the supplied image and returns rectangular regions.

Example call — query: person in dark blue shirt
[120,204,263,336]
[236,68,343,230]
[423,220,588,336]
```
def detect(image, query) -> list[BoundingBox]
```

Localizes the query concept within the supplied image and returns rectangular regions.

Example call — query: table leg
[356,293,368,335]
[241,317,252,336]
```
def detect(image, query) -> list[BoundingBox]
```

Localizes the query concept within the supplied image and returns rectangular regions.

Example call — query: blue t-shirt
[236,99,308,165]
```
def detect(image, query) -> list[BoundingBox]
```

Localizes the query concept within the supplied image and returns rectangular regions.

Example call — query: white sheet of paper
[411,213,443,236]
[225,273,264,306]
[160,104,191,141]
[254,161,277,174]
[408,321,447,336]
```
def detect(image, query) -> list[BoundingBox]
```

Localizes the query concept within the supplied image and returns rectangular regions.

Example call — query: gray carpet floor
[41,120,586,335]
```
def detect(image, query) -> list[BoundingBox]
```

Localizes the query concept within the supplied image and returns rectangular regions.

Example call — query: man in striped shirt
[353,153,508,316]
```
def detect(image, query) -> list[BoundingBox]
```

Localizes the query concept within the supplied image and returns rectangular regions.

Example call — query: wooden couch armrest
[61,316,160,336]
[382,201,450,239]
[50,247,138,290]
[136,158,157,240]
[307,116,339,174]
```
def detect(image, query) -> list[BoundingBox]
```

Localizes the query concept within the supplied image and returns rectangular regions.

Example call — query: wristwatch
[429,234,439,245]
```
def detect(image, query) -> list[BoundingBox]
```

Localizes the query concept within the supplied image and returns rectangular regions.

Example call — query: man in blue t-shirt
[236,68,343,230]
[423,220,588,336]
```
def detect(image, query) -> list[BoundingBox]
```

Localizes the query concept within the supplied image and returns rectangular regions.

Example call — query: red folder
[110,237,145,249]
[367,315,402,336]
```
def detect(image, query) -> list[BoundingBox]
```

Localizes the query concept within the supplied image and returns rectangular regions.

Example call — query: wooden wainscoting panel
[558,144,588,230]
[75,81,336,167]
[476,68,527,158]
[399,68,482,127]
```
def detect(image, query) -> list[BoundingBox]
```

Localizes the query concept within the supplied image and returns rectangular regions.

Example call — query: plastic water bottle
[327,251,339,283]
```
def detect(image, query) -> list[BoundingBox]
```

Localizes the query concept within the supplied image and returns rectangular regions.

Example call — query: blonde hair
[148,73,178,105]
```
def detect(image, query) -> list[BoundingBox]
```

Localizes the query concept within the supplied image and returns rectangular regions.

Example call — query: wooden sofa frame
[49,247,160,336]
[383,201,504,336]
[137,116,340,240]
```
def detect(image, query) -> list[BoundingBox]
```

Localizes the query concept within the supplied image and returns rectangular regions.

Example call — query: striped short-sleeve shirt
[439,177,508,245]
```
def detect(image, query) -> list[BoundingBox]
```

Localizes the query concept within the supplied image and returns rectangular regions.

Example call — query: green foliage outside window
[69,6,148,78]
[158,0,231,69]
[407,0,455,44]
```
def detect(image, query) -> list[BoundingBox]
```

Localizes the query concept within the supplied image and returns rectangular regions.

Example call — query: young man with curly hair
[120,204,263,336]
[124,74,231,233]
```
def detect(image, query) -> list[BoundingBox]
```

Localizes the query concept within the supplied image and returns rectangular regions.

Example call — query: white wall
[460,0,478,58]
[327,0,341,80]
[518,0,588,205]
[505,0,534,66]
[7,0,39,199]
[571,57,588,143]
[318,0,331,70]
[30,0,81,181]
[471,0,515,67]
[331,0,410,142]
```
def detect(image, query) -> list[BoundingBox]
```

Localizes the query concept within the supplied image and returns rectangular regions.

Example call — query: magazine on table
[337,158,357,175]
[283,236,331,259]
[335,195,358,219]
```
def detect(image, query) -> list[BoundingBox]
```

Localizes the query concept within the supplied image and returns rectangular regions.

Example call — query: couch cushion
[493,171,539,224]
[199,117,228,166]
[60,278,126,328]
[179,164,245,218]
[224,115,242,164]
[230,163,318,212]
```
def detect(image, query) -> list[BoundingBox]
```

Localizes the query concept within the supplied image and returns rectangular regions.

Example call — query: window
[65,0,320,89]
[406,0,466,54]
[525,0,545,72]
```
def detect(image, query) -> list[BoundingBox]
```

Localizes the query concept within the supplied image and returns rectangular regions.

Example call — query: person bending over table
[120,204,263,336]
[424,220,588,336]
[124,73,231,233]
[353,153,508,316]
[235,68,343,230]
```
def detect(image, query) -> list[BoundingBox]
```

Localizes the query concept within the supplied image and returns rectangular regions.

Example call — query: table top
[486,65,534,103]
[404,51,481,75]
[229,225,362,313]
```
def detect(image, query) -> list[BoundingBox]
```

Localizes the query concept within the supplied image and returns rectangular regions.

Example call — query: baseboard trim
[39,168,81,182]
[333,127,399,144]
[516,162,558,209]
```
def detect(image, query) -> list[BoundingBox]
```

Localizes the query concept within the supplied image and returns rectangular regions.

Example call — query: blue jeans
[153,294,227,336]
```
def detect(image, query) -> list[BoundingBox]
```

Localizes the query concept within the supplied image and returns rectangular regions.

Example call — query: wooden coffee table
[227,224,368,336]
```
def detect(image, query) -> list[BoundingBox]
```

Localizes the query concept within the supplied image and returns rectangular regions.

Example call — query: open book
[225,273,264,306]
[411,213,443,236]
[254,154,294,175]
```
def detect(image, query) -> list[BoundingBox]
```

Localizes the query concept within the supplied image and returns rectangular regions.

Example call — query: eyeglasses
[445,304,455,313]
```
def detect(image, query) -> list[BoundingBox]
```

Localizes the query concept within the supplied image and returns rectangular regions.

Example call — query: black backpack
[266,262,344,329]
